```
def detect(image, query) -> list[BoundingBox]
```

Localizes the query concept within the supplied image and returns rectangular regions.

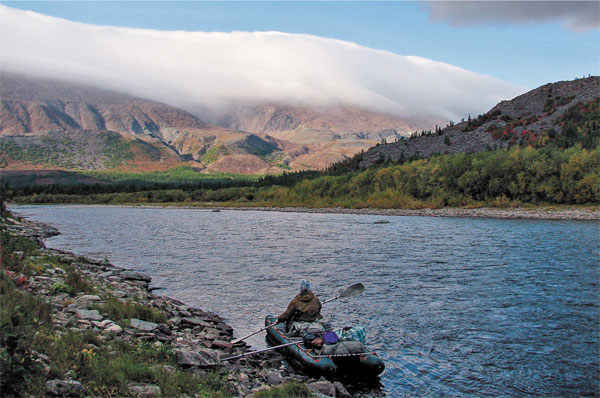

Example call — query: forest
[3,99,599,209]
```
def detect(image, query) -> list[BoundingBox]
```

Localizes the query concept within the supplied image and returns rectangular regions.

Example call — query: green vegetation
[96,295,167,324]
[0,214,232,397]
[100,131,134,168]
[8,145,598,208]
[3,99,599,208]
[201,144,224,165]
[253,382,314,397]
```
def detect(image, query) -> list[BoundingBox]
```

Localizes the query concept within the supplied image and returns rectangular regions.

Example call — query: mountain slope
[358,76,600,169]
[0,72,442,173]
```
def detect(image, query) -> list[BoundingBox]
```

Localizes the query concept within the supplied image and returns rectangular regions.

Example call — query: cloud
[0,5,523,122]
[425,1,600,32]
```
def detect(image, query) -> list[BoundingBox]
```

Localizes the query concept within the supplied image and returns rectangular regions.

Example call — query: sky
[1,1,599,121]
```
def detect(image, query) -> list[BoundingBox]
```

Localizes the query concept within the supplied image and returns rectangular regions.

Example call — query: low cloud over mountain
[0,5,522,122]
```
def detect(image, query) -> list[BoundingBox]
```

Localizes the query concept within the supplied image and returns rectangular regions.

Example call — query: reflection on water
[12,205,599,397]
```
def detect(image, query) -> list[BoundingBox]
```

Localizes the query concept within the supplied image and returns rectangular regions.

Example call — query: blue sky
[4,1,599,89]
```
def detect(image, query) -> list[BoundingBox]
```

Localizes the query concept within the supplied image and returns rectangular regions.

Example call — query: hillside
[0,72,440,173]
[358,76,600,168]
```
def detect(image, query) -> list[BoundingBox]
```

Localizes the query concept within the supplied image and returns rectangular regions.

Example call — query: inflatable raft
[264,315,385,379]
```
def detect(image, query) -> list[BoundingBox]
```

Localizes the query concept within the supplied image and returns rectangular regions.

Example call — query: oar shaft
[220,341,301,361]
[232,322,276,344]
[322,294,340,304]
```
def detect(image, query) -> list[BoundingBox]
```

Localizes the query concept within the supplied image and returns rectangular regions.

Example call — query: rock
[128,382,161,397]
[181,317,213,328]
[91,319,114,328]
[307,380,336,397]
[121,271,152,282]
[334,381,351,398]
[266,370,283,385]
[130,318,158,332]
[75,309,103,321]
[211,339,232,350]
[46,379,87,397]
[155,323,172,335]
[78,294,102,302]
[104,323,123,335]
[176,348,220,367]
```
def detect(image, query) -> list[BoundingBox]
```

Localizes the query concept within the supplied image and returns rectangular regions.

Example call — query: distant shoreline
[200,205,600,221]
[12,203,600,221]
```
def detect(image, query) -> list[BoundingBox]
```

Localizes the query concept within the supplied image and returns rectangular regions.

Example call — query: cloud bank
[426,1,600,32]
[0,5,522,122]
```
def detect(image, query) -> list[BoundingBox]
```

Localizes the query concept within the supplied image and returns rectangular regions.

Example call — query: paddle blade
[339,283,365,298]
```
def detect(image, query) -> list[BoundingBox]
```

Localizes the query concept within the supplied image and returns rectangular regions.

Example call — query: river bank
[1,211,361,397]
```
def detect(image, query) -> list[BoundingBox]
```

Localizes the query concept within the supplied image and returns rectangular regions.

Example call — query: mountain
[358,76,600,169]
[0,72,440,173]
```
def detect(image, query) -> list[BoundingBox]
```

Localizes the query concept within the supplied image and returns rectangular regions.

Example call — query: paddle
[230,283,365,344]
[220,341,302,361]
[321,282,365,304]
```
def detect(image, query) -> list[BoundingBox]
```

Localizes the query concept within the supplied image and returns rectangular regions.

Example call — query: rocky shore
[3,213,364,398]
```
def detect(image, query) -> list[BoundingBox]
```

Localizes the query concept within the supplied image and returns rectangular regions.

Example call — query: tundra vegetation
[2,99,599,208]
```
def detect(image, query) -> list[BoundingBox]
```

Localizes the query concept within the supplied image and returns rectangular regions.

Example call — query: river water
[11,205,599,397]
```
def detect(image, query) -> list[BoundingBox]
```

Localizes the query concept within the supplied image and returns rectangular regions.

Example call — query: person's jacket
[277,290,322,323]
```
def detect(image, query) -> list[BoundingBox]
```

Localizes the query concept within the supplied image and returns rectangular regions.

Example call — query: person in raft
[277,279,323,333]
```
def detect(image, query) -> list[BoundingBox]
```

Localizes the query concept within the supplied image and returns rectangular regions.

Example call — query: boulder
[155,323,172,335]
[46,380,87,397]
[78,294,102,302]
[307,380,336,397]
[127,382,161,397]
[181,317,213,328]
[130,318,158,332]
[176,348,220,367]
[75,309,103,321]
[334,381,352,398]
[91,319,113,328]
[104,323,123,335]
[265,370,283,385]
[121,271,152,282]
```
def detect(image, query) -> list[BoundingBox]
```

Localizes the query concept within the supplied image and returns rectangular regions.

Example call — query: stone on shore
[46,380,87,397]
[104,323,123,335]
[128,382,161,397]
[307,380,336,397]
[176,348,221,367]
[75,309,103,321]
[121,271,152,282]
[130,318,158,332]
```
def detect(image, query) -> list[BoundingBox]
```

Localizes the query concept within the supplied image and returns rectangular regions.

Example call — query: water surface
[12,205,599,397]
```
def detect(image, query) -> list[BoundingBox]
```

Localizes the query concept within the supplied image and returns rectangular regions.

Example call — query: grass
[253,382,314,397]
[96,295,167,324]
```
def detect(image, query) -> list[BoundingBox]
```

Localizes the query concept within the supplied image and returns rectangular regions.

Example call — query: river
[10,205,599,397]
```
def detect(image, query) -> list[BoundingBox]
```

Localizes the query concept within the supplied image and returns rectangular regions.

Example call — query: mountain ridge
[357,76,599,169]
[0,72,435,173]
